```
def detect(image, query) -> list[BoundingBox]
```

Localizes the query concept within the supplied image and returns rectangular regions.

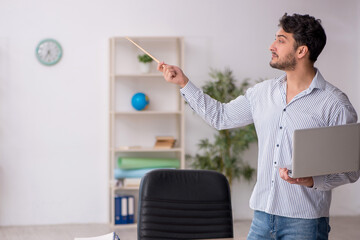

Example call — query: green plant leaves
[187,68,259,185]
[137,54,153,63]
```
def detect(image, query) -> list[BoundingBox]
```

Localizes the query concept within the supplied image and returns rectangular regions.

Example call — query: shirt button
[280,126,283,129]
[276,144,279,147]
[274,162,277,164]
[283,109,286,112]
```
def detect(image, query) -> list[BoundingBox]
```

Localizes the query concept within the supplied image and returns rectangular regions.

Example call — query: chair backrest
[137,169,233,240]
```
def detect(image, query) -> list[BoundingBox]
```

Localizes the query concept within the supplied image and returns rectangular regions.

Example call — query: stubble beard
[270,51,297,71]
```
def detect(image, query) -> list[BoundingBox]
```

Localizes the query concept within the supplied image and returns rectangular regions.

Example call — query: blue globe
[131,92,149,111]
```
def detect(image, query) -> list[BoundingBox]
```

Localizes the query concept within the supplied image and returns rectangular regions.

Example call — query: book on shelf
[74,232,120,240]
[115,178,142,188]
[124,178,142,188]
[118,145,142,150]
[114,195,135,224]
[154,136,176,149]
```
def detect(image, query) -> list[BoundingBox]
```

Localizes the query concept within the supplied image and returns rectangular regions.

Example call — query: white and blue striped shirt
[180,69,359,219]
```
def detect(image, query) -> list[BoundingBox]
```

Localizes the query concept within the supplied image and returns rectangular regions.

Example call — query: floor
[0,216,359,240]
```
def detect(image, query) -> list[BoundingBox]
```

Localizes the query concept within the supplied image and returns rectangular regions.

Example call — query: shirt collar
[276,68,326,91]
[309,68,326,91]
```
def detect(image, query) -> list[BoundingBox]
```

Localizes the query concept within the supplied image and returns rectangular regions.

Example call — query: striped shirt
[180,69,359,219]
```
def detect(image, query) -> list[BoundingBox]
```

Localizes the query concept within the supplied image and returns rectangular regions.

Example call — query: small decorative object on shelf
[131,92,149,111]
[137,54,153,73]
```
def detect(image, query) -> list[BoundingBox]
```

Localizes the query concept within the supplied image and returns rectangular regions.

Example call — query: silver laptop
[288,123,360,178]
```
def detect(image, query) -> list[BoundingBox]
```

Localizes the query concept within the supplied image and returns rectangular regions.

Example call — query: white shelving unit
[109,36,185,227]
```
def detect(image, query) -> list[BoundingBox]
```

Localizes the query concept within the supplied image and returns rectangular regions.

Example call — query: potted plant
[186,68,259,186]
[137,54,153,73]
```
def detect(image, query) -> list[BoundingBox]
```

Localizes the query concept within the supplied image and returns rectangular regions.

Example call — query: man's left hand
[279,168,314,187]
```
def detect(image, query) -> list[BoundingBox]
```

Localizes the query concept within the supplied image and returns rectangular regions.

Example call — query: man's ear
[297,45,309,59]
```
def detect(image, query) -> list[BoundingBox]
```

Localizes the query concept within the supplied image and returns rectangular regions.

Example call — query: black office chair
[137,169,234,240]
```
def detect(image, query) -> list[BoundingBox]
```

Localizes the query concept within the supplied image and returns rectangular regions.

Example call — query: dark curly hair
[279,13,326,63]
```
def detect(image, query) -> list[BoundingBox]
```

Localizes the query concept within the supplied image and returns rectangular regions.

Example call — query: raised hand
[157,62,189,88]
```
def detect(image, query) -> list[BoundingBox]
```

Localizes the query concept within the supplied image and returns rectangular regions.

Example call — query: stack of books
[154,136,176,149]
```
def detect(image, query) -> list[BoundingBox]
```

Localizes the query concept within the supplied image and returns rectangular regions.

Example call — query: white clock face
[36,39,62,66]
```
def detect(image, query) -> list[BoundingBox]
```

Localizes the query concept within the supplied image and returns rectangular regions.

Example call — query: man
[158,13,359,239]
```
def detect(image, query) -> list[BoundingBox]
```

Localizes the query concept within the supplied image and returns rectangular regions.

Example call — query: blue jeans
[247,211,331,240]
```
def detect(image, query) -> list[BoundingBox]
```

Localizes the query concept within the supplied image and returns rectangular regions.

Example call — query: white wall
[328,0,360,217]
[0,0,359,225]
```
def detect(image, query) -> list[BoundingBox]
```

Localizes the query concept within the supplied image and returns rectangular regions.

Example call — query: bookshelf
[109,36,185,227]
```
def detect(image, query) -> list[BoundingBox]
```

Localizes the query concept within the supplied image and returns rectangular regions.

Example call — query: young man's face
[269,28,297,71]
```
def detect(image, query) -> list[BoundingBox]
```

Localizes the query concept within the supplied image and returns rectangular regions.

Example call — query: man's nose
[269,41,276,52]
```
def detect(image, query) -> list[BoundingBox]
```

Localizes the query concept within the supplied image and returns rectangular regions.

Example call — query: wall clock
[35,39,63,66]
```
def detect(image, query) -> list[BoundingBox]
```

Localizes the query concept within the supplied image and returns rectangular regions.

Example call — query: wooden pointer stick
[125,36,161,64]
